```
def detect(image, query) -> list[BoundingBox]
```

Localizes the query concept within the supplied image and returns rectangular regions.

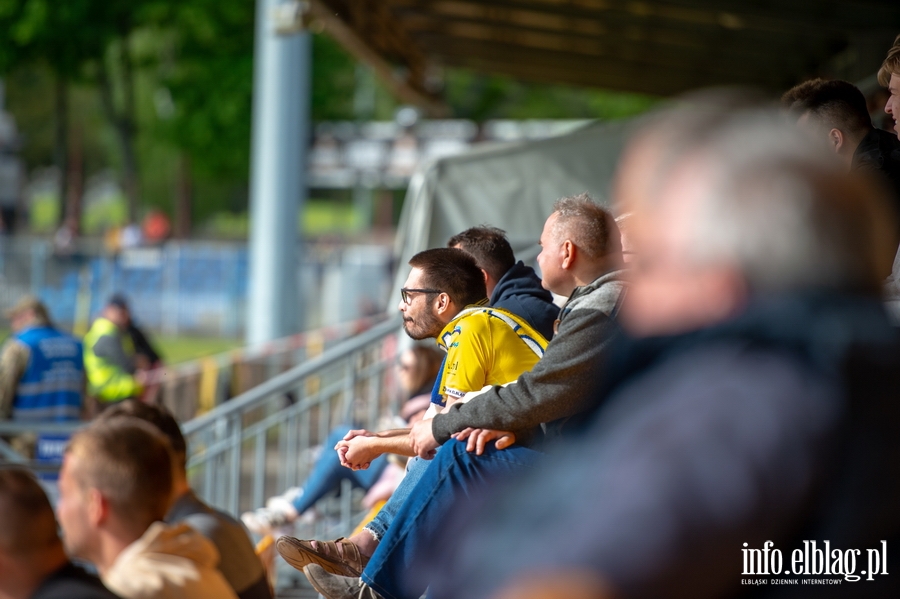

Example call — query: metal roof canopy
[309,0,900,114]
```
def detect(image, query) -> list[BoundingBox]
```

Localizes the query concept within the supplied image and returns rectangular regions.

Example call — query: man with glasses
[277,247,549,581]
[298,195,628,599]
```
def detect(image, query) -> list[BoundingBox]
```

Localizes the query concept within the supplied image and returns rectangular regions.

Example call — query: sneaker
[266,486,302,510]
[241,499,299,535]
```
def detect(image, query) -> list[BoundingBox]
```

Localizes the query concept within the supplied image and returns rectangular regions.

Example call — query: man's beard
[402,308,443,340]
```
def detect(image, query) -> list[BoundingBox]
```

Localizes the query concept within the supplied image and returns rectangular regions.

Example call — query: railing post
[227,413,243,515]
[253,427,267,512]
[340,478,353,533]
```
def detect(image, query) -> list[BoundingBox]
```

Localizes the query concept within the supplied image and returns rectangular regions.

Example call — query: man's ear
[434,292,454,316]
[87,488,108,527]
[560,240,576,270]
[829,128,844,152]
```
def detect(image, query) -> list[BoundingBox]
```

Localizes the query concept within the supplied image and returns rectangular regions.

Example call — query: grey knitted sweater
[431,268,627,446]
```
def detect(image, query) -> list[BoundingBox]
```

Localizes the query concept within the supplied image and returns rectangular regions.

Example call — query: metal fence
[181,315,402,516]
[0,313,401,513]
[0,236,394,337]
[147,314,385,422]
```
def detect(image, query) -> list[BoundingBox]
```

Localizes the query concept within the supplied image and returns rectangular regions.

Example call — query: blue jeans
[361,440,543,599]
[365,452,434,539]
[291,426,387,515]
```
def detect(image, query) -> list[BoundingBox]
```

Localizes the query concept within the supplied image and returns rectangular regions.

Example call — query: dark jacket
[853,127,900,224]
[31,562,122,599]
[490,260,558,341]
[431,292,900,599]
[431,268,627,445]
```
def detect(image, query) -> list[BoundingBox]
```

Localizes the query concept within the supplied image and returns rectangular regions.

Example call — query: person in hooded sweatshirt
[448,225,559,341]
[56,418,238,599]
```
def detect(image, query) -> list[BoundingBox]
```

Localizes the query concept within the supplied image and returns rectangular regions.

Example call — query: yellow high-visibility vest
[83,317,142,402]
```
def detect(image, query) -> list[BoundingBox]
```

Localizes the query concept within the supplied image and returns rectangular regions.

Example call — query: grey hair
[657,106,894,294]
[552,193,621,260]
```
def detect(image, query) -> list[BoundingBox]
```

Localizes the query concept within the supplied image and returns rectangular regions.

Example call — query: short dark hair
[0,467,59,557]
[552,194,621,260]
[107,293,130,310]
[97,399,187,468]
[408,248,486,308]
[447,226,516,283]
[67,419,173,527]
[781,78,872,135]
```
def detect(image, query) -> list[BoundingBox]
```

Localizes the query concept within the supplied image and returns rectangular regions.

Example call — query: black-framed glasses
[400,287,442,304]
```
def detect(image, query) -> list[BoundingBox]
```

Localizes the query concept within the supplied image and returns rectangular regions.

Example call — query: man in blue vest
[0,296,85,422]
[0,296,85,458]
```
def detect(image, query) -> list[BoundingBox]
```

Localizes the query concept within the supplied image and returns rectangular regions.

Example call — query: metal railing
[146,314,385,422]
[181,315,402,520]
[0,316,402,528]
[0,420,81,467]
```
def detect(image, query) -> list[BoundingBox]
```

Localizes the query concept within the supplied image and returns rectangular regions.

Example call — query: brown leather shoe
[303,564,384,599]
[276,536,369,577]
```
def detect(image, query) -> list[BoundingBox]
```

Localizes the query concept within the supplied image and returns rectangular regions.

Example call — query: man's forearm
[374,428,412,439]
[367,433,416,457]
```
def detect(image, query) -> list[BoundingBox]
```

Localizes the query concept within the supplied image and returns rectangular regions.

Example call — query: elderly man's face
[536,212,571,296]
[618,154,743,338]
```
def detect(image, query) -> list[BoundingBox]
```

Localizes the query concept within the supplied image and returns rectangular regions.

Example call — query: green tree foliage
[0,0,105,77]
[144,6,365,219]
[1,0,655,234]
[443,69,656,121]
[150,0,255,179]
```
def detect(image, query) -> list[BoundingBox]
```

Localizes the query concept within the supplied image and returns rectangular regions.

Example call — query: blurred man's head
[399,248,486,340]
[0,467,69,598]
[614,213,634,264]
[96,399,187,484]
[4,296,51,333]
[781,78,872,165]
[878,33,900,139]
[396,346,444,396]
[102,295,131,329]
[448,226,516,298]
[536,193,621,297]
[617,97,895,338]
[57,419,173,573]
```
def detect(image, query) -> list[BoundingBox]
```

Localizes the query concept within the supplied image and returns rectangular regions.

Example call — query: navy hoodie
[490,261,558,341]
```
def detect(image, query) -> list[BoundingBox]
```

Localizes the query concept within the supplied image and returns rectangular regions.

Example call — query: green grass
[154,335,243,365]
[0,327,242,366]
[30,194,130,234]
[201,200,363,239]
